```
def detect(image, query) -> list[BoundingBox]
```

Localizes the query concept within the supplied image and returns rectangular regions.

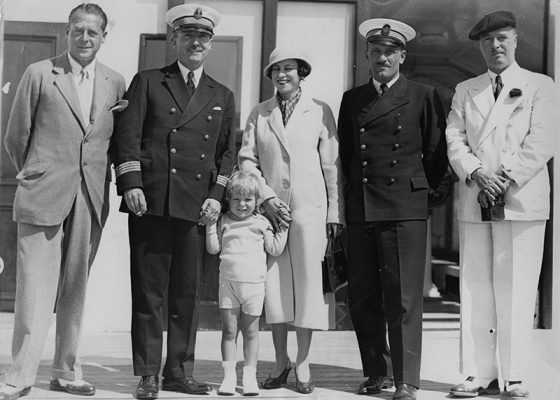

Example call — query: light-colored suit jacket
[238,90,345,225]
[4,52,126,226]
[446,62,557,222]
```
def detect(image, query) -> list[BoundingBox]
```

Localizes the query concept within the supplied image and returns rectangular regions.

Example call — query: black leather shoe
[450,377,500,397]
[161,377,210,395]
[393,383,417,400]
[358,376,394,394]
[136,376,159,399]
[262,362,292,389]
[0,385,31,400]
[49,379,95,396]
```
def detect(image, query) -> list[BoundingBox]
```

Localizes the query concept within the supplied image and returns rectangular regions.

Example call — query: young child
[206,171,289,396]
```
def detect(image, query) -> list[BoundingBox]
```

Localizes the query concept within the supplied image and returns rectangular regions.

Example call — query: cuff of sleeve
[116,170,143,195]
[209,174,229,200]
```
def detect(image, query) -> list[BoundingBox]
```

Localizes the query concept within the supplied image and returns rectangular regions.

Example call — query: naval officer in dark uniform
[338,19,448,400]
[113,3,236,398]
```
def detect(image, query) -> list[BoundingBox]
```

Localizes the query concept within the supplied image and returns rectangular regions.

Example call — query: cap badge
[194,8,202,19]
[381,24,391,36]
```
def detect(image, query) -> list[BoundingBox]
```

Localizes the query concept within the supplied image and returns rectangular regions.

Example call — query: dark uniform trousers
[346,220,426,387]
[129,214,204,378]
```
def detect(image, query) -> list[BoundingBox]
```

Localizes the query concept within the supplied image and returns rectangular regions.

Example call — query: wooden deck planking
[2,314,559,399]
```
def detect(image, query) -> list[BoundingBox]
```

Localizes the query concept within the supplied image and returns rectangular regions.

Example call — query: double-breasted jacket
[113,62,236,221]
[338,76,448,222]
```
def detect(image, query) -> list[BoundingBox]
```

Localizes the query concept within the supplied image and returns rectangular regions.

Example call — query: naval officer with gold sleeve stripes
[112,3,236,398]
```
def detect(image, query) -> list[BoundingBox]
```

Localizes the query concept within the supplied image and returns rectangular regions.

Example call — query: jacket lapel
[361,76,409,126]
[265,96,290,153]
[467,74,493,122]
[476,66,527,147]
[286,91,312,129]
[163,62,190,113]
[86,62,110,137]
[356,83,380,128]
[174,71,214,128]
[52,52,86,133]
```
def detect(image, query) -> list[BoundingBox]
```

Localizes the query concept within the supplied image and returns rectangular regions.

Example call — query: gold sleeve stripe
[115,161,141,177]
[216,175,229,187]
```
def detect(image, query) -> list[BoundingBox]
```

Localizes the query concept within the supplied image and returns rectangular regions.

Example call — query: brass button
[360,144,366,150]
[283,181,290,189]
[170,148,177,154]
[393,143,400,150]
[207,115,213,121]
[171,168,177,174]
[396,125,403,131]
[170,107,177,114]
[362,178,368,183]
[362,161,368,167]
[359,128,365,134]
[196,174,202,180]
[389,178,396,183]
[171,129,177,133]
[200,154,205,160]
[391,160,398,166]
[204,134,210,140]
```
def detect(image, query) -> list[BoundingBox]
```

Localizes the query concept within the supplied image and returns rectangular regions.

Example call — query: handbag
[322,230,347,294]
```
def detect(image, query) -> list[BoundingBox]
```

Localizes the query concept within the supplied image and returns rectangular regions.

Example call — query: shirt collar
[177,61,203,88]
[372,73,400,95]
[487,61,519,87]
[67,53,96,77]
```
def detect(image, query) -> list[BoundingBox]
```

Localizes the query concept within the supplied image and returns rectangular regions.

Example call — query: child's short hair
[226,171,263,200]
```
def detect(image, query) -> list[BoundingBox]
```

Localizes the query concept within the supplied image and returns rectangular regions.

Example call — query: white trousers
[458,220,545,381]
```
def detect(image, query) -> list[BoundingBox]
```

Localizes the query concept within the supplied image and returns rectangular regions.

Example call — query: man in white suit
[446,10,556,399]
[0,4,125,399]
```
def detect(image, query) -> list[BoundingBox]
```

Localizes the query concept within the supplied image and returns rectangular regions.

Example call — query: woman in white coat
[238,48,344,393]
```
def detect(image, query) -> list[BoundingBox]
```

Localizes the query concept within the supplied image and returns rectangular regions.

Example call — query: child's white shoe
[218,361,237,396]
[242,365,260,396]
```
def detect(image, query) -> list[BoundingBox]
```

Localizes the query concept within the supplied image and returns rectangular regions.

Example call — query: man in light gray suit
[0,4,125,399]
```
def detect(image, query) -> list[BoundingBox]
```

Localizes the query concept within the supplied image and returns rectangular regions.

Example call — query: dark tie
[380,83,388,95]
[494,75,503,100]
[187,71,195,90]
[185,71,195,105]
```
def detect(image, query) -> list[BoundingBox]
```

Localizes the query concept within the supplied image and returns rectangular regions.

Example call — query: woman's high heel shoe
[262,361,292,389]
[295,368,315,394]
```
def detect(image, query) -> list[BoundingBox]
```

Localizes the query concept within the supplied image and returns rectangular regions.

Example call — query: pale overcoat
[446,62,556,222]
[239,90,345,330]
[4,52,126,227]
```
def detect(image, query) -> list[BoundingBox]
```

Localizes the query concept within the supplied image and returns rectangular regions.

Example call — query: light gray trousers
[5,181,102,388]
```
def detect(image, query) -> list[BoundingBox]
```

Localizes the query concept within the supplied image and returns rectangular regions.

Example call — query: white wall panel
[198,0,263,129]
[277,1,354,118]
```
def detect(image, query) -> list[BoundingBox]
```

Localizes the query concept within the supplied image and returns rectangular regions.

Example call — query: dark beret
[469,10,516,41]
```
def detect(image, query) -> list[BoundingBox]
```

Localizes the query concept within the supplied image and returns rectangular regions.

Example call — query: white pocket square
[212,106,222,111]
[109,99,129,112]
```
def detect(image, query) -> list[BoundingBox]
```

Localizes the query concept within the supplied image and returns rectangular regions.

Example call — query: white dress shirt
[177,61,203,88]
[68,53,95,126]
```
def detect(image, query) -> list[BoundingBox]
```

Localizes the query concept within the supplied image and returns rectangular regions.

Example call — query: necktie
[77,67,92,126]
[494,75,503,100]
[380,83,388,95]
[187,71,195,92]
